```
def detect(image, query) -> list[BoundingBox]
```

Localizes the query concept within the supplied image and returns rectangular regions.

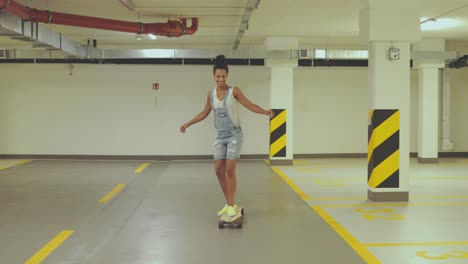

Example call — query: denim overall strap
[212,87,239,138]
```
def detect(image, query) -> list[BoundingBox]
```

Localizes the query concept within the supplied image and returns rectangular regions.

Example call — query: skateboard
[218,207,244,229]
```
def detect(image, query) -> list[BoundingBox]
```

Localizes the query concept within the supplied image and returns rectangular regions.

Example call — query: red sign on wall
[153,83,159,90]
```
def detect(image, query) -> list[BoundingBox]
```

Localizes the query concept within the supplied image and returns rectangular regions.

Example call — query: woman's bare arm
[180,93,212,133]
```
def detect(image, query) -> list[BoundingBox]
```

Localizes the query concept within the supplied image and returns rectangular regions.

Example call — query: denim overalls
[211,86,243,160]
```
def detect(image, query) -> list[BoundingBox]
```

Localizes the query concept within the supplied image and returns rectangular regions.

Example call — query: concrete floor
[275,157,468,264]
[0,159,365,264]
[2,157,468,264]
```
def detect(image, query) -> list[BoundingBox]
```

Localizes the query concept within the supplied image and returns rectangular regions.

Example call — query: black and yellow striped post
[368,109,400,188]
[269,109,287,162]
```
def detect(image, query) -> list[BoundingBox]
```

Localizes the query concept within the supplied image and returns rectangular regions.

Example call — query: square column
[264,37,297,166]
[360,0,421,202]
[413,39,446,163]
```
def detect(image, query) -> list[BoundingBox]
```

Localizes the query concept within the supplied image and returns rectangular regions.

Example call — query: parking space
[271,158,468,264]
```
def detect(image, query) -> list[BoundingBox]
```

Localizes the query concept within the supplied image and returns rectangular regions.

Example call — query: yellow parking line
[299,176,360,180]
[265,160,380,263]
[134,163,149,174]
[313,206,381,263]
[413,195,468,200]
[295,167,321,173]
[364,241,468,247]
[435,164,468,168]
[270,166,312,200]
[0,160,31,171]
[17,160,32,166]
[307,178,346,187]
[99,184,126,203]
[414,176,468,180]
[296,175,468,181]
[309,195,468,201]
[321,201,468,208]
[309,196,365,201]
[24,230,74,264]
[293,159,312,166]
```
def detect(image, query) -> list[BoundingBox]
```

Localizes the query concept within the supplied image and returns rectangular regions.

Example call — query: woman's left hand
[265,110,274,118]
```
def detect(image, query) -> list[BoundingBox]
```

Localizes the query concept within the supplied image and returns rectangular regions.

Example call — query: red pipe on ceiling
[0,0,198,37]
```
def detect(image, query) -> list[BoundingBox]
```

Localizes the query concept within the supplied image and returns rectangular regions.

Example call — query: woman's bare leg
[215,159,228,201]
[225,159,238,206]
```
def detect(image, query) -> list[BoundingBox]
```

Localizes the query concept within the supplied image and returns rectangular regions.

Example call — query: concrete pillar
[264,37,297,166]
[360,0,421,202]
[413,39,446,163]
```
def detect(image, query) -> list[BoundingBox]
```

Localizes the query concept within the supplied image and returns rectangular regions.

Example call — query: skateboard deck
[218,207,244,229]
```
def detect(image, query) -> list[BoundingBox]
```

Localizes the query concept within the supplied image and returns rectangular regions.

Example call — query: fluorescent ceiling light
[315,49,326,59]
[420,17,463,31]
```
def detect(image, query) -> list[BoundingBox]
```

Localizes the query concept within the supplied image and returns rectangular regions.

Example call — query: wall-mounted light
[148,34,158,40]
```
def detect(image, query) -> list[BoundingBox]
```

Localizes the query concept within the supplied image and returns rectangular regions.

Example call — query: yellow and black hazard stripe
[368,109,400,188]
[269,109,286,157]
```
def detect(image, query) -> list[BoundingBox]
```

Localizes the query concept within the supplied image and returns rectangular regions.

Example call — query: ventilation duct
[0,11,100,58]
[233,0,260,50]
[448,55,468,68]
[0,0,198,37]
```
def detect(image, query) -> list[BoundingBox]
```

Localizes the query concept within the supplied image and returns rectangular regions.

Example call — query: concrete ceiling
[1,0,468,51]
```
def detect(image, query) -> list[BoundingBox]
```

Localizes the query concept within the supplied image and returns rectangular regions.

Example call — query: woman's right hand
[180,123,189,133]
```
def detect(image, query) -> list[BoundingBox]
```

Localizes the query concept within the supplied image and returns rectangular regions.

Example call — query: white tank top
[212,86,241,127]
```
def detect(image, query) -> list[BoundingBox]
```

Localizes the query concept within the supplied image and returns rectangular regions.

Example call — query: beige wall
[0,64,270,156]
[0,63,467,156]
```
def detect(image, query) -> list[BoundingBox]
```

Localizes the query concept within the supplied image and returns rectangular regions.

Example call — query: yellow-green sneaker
[217,204,238,217]
[227,206,237,217]
[222,205,241,222]
[217,204,228,217]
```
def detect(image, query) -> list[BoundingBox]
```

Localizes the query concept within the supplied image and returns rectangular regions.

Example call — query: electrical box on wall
[389,47,400,60]
[153,83,159,90]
